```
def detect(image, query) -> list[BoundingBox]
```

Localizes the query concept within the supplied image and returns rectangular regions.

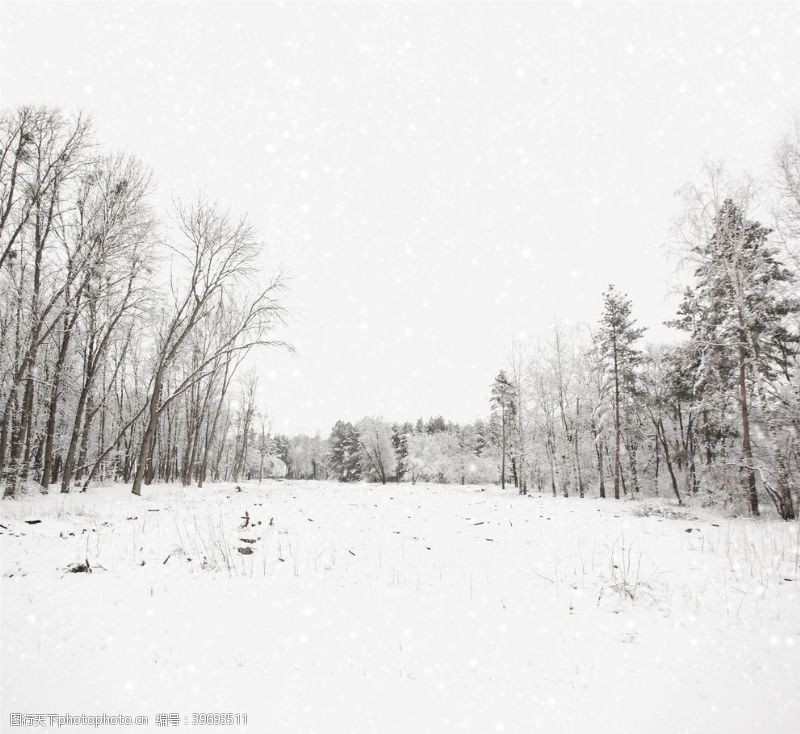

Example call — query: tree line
[2,106,798,519]
[486,152,800,519]
[231,415,498,486]
[256,127,800,522]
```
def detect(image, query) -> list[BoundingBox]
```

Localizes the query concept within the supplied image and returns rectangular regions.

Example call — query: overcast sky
[2,2,800,435]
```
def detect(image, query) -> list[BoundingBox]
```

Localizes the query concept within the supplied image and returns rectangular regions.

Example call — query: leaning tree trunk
[199,370,231,488]
[75,393,95,483]
[655,417,681,504]
[132,375,163,496]
[61,379,92,493]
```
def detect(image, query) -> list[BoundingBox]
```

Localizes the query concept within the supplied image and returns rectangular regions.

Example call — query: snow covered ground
[2,480,799,733]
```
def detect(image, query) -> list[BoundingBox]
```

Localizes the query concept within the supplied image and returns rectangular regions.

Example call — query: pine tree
[328,421,362,482]
[391,423,410,482]
[424,416,447,434]
[473,419,488,457]
[272,434,291,471]
[597,285,646,499]
[490,370,516,489]
[674,199,798,516]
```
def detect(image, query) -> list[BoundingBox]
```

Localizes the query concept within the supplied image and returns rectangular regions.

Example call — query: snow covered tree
[424,415,447,434]
[640,345,687,504]
[1,108,94,496]
[775,117,800,271]
[490,370,516,489]
[272,434,291,472]
[356,417,396,485]
[391,422,410,482]
[507,341,531,494]
[129,198,287,496]
[584,332,611,498]
[597,285,646,499]
[674,197,798,516]
[328,420,361,482]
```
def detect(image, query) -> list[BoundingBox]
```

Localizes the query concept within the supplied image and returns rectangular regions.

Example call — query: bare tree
[1,108,93,496]
[774,118,800,271]
[130,198,287,496]
[58,154,154,492]
[231,371,258,482]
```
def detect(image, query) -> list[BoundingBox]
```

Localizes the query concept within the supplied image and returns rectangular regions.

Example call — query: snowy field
[2,481,799,733]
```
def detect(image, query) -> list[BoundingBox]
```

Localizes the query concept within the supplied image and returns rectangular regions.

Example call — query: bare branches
[0,106,290,497]
[773,118,800,271]
[129,197,290,495]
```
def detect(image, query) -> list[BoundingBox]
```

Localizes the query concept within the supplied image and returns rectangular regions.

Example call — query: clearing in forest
[1,481,799,733]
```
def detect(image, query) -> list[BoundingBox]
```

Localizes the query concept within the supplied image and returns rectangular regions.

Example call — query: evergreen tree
[490,370,516,489]
[597,285,646,499]
[272,434,291,471]
[425,416,447,434]
[674,199,798,516]
[473,419,488,457]
[391,423,410,482]
[328,421,361,482]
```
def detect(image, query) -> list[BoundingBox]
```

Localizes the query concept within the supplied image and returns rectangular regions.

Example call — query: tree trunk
[655,417,681,504]
[613,337,621,499]
[774,447,796,521]
[132,376,162,496]
[575,398,584,498]
[702,409,713,465]
[75,393,94,482]
[592,419,605,498]
[654,430,660,496]
[737,336,758,515]
[61,380,91,493]
[500,406,506,489]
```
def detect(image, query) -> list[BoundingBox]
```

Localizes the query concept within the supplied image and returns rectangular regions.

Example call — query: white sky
[2,2,800,435]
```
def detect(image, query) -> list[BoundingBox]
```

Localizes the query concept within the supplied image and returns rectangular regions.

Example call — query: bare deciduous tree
[130,198,288,496]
